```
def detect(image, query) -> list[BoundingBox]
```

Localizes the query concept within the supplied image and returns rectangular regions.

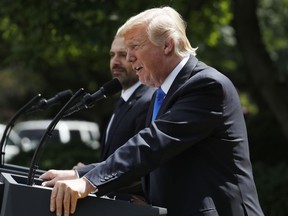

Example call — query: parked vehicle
[14,120,100,152]
[0,124,22,162]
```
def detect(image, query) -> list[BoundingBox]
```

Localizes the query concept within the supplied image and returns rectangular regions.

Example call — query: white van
[0,124,21,161]
[14,120,100,152]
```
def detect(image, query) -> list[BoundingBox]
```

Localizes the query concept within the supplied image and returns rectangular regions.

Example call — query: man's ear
[163,38,174,55]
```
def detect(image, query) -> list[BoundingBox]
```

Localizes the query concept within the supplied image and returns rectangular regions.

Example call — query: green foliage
[239,91,259,116]
[258,0,288,78]
[9,141,100,170]
[1,1,288,213]
[0,0,236,122]
[246,106,288,165]
[253,162,288,216]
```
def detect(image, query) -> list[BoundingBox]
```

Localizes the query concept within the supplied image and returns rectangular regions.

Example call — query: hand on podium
[40,169,97,216]
[72,162,85,169]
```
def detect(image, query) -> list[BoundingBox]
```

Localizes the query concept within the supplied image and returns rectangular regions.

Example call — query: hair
[117,6,197,57]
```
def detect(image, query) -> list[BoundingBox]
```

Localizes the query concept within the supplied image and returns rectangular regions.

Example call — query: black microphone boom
[25,89,73,113]
[27,88,86,185]
[0,94,42,166]
[64,78,122,117]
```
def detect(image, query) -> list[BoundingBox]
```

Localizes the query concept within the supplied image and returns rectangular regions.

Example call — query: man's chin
[139,78,153,87]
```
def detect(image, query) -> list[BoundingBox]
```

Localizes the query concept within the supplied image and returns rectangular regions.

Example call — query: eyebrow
[126,38,147,47]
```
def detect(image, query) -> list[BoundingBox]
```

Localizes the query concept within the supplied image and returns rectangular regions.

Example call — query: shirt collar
[121,81,141,102]
[161,56,189,94]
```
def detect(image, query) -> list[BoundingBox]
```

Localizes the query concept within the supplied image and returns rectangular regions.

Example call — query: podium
[0,172,167,216]
[0,163,44,177]
[0,164,45,212]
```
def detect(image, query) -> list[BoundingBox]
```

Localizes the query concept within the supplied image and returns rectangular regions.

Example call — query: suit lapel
[166,55,198,99]
[146,92,157,126]
[147,55,199,123]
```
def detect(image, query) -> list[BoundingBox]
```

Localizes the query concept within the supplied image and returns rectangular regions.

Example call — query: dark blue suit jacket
[99,84,155,195]
[99,84,155,160]
[77,56,264,216]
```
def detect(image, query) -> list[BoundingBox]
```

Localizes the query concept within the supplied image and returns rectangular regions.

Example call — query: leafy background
[1,0,288,215]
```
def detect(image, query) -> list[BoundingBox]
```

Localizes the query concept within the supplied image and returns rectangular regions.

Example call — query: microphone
[64,78,122,117]
[27,88,85,185]
[25,89,73,113]
[0,94,42,166]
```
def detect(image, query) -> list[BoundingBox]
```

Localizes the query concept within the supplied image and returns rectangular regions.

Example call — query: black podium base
[0,164,46,213]
[0,172,167,216]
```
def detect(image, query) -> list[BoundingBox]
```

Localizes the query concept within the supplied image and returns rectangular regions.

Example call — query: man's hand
[50,178,96,216]
[72,162,85,169]
[40,169,78,187]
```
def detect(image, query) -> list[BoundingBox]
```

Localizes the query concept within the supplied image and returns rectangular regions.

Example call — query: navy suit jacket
[99,84,155,195]
[99,84,155,160]
[77,55,264,216]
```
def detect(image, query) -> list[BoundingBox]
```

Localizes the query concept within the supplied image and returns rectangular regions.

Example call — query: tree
[233,0,288,141]
[0,0,287,161]
[1,0,288,214]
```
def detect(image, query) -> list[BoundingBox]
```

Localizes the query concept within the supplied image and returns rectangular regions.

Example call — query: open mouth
[135,66,143,73]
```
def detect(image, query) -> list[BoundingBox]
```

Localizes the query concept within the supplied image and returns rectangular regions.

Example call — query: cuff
[83,176,98,194]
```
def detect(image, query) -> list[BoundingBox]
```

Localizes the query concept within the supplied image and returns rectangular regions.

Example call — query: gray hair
[117,6,197,57]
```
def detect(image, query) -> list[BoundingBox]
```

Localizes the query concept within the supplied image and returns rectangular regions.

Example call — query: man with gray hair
[41,6,264,216]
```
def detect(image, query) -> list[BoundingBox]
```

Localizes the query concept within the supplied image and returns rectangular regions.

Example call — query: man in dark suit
[100,35,155,198]
[41,6,264,216]
[101,36,155,162]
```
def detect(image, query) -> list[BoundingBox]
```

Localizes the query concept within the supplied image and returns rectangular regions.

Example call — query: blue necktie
[105,97,125,144]
[152,87,166,121]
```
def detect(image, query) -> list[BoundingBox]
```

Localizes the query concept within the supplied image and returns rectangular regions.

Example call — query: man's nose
[126,51,136,63]
[112,55,121,65]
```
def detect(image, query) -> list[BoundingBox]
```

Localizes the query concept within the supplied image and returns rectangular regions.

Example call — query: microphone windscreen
[102,78,122,97]
[55,89,73,103]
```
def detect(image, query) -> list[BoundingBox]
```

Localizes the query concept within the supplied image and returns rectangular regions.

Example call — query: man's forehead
[124,24,146,38]
[124,33,146,46]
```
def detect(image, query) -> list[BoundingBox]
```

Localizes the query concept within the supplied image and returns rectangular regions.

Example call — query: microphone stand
[26,88,85,186]
[0,94,42,166]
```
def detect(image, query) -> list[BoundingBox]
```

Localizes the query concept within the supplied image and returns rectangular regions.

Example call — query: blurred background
[0,0,287,215]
